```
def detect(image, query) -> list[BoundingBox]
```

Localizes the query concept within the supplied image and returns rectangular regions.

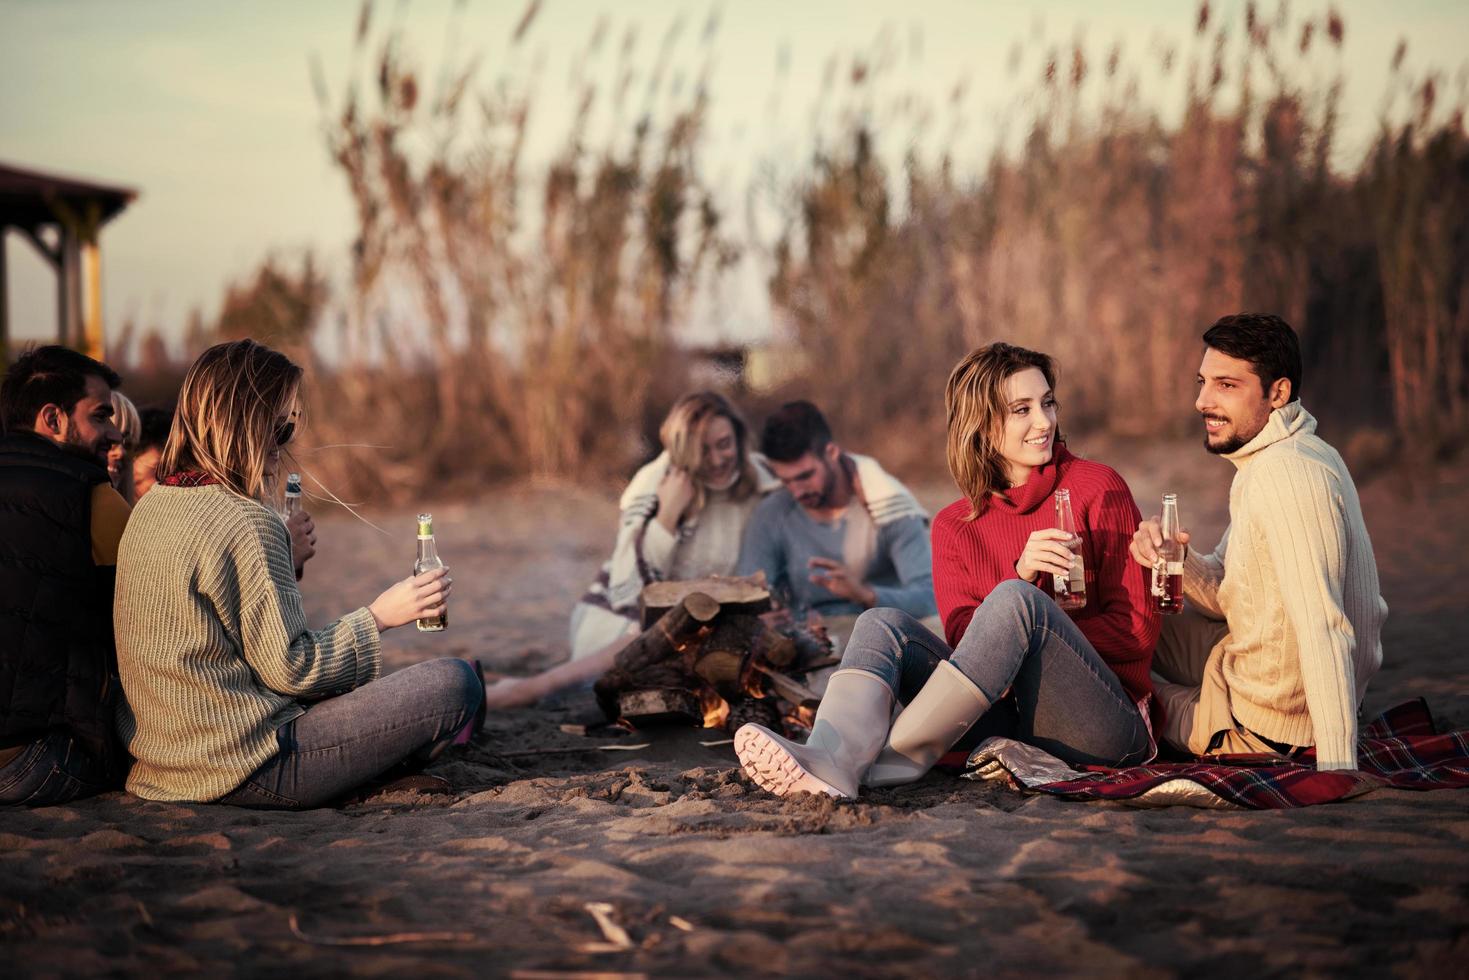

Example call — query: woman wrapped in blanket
[736,343,1162,798]
[114,340,483,808]
[483,391,779,709]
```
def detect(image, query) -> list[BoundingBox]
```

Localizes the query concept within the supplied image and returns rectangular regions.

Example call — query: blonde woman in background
[106,391,141,503]
[485,391,779,709]
[114,339,483,808]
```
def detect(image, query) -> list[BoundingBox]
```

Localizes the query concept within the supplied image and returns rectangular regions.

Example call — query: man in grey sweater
[736,401,936,623]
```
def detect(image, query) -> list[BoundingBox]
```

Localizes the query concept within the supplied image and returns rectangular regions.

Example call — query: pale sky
[2,0,1466,352]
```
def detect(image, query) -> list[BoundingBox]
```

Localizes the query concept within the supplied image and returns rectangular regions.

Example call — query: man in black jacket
[0,345,130,805]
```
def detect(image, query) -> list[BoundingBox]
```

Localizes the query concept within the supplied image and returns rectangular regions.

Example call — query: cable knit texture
[931,445,1161,719]
[114,485,381,802]
[1183,402,1386,770]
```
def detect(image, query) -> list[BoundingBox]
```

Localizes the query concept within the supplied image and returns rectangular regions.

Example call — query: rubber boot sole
[734,724,849,799]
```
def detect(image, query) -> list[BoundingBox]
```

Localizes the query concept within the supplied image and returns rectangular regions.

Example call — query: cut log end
[617,688,703,728]
[683,591,722,623]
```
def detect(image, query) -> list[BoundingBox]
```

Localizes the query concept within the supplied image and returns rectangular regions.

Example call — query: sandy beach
[4,436,1467,977]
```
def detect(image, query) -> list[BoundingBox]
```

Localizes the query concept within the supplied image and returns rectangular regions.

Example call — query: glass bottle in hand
[1052,489,1087,610]
[415,512,447,632]
[283,472,303,519]
[1153,492,1185,614]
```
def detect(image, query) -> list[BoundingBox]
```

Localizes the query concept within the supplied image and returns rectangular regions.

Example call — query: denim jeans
[219,658,482,809]
[842,580,1152,767]
[0,731,118,806]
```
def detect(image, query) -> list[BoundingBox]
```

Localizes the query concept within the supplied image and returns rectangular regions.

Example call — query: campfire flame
[700,689,731,729]
[740,669,767,699]
[785,702,816,737]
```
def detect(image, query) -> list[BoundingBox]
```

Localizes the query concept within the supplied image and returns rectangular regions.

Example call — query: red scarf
[159,470,219,488]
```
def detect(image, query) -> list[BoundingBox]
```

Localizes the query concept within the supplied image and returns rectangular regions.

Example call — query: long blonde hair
[659,391,758,517]
[158,340,303,503]
[945,342,1060,520]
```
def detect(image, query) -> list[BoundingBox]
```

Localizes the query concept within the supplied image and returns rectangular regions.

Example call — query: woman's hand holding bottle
[1014,528,1080,584]
[369,568,452,632]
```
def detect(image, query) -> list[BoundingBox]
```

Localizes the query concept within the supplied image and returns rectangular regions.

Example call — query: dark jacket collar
[0,429,110,483]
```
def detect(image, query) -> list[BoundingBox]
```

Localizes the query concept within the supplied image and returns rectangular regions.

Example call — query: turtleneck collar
[990,442,1074,515]
[1223,401,1314,469]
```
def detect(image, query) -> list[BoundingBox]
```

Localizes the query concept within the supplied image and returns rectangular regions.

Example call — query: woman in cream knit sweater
[484,390,778,709]
[114,340,482,807]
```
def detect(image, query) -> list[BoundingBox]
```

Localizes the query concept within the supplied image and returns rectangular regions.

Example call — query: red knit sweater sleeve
[1074,463,1161,701]
[932,503,985,645]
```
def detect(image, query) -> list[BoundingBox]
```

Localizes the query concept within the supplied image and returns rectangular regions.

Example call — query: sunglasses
[274,410,300,447]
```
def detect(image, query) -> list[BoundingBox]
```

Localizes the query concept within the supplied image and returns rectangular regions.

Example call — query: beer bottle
[283,473,303,519]
[415,513,448,632]
[1153,493,1185,615]
[1053,489,1087,610]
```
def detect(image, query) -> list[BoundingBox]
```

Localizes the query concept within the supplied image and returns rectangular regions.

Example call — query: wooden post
[47,197,99,356]
[80,202,103,361]
[58,228,81,350]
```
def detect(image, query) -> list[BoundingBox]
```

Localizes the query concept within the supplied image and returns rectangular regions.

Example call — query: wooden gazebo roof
[0,161,138,362]
[0,162,136,230]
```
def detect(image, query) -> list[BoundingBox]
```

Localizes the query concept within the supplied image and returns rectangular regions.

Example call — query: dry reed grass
[100,1,1467,499]
[770,1,1468,470]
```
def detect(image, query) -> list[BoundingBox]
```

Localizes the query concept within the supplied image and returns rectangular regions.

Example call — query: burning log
[594,591,721,719]
[693,618,770,694]
[727,695,784,734]
[595,576,835,736]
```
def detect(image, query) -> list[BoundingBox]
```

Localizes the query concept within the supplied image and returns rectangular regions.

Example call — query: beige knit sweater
[1183,402,1387,770]
[114,485,381,801]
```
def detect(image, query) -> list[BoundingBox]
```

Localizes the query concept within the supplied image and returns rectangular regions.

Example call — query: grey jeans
[218,658,483,809]
[842,580,1152,767]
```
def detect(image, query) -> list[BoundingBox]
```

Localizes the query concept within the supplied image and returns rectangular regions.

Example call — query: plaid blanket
[965,700,1469,810]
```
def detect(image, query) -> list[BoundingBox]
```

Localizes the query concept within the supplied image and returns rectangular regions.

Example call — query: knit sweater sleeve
[1183,526,1229,618]
[605,508,668,610]
[214,507,381,699]
[871,515,937,618]
[1246,454,1360,770]
[1078,469,1160,682]
[735,494,788,594]
[932,507,985,645]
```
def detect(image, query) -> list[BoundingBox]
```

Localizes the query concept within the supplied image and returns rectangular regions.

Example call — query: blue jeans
[0,732,118,806]
[842,580,1151,767]
[218,658,482,809]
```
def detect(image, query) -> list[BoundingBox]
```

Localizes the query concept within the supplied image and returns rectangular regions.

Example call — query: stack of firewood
[592,575,837,736]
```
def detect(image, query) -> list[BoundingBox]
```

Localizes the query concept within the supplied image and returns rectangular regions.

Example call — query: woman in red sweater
[736,343,1160,798]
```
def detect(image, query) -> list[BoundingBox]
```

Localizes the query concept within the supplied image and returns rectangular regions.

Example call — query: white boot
[863,661,991,788]
[734,669,894,799]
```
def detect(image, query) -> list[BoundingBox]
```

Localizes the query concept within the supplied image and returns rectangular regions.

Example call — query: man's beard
[799,461,838,508]
[1204,432,1250,455]
[1202,414,1259,455]
[63,430,110,467]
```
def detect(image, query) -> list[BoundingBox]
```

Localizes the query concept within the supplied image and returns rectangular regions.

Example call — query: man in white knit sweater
[1131,314,1387,771]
